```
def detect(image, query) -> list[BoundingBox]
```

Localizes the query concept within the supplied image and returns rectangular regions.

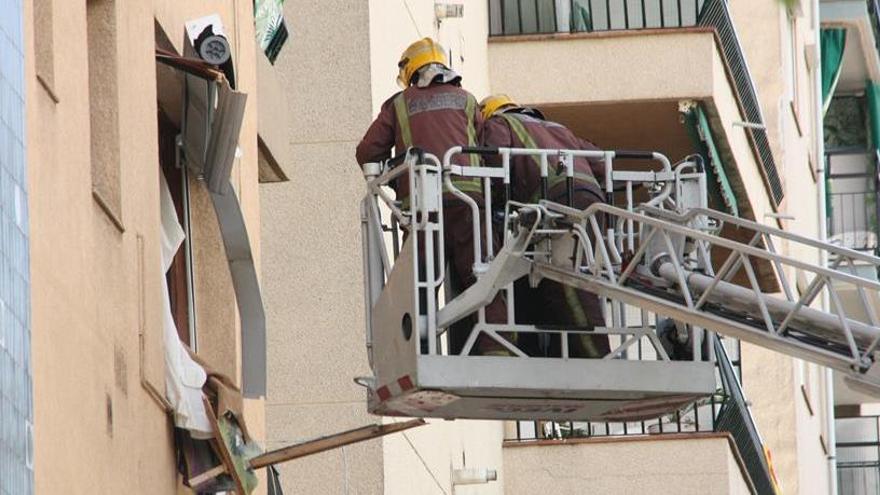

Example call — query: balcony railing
[837,415,880,494]
[505,336,740,441]
[488,0,706,35]
[826,151,880,255]
[487,0,784,208]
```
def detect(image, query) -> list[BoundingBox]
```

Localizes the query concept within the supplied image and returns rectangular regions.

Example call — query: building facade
[261,0,844,493]
[22,1,267,493]
[8,0,879,493]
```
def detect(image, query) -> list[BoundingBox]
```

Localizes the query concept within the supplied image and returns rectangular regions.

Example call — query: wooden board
[202,396,248,495]
[249,419,425,469]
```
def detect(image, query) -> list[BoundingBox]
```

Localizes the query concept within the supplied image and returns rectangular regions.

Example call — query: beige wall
[383,419,504,495]
[260,1,384,494]
[730,1,830,494]
[488,31,718,105]
[488,31,776,222]
[503,435,752,494]
[368,0,492,112]
[26,1,263,493]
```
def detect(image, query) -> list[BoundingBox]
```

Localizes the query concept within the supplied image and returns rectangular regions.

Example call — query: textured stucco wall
[260,1,383,494]
[25,1,263,493]
[503,436,751,494]
[0,1,32,494]
[488,31,718,105]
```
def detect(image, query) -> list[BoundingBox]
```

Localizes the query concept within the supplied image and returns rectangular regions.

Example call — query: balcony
[821,0,880,93]
[503,337,779,493]
[827,150,879,256]
[487,0,783,220]
[503,433,753,493]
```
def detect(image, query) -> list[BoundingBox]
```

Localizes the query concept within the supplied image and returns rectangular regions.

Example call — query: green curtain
[571,0,593,32]
[867,81,880,151]
[682,105,739,217]
[821,28,847,114]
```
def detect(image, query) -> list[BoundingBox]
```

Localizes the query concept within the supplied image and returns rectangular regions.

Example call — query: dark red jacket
[356,83,483,199]
[482,111,605,203]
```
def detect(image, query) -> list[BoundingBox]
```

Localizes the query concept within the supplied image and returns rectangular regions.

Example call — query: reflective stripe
[465,95,480,167]
[408,92,468,115]
[500,114,542,170]
[548,171,599,190]
[449,178,482,194]
[394,93,413,147]
[454,95,481,190]
[563,285,600,357]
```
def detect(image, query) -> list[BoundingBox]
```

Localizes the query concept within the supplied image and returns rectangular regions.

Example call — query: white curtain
[160,170,211,437]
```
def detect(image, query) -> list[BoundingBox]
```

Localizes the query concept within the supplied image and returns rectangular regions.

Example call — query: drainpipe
[812,0,838,492]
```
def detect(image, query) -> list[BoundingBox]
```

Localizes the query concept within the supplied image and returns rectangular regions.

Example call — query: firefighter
[356,38,508,355]
[479,94,610,358]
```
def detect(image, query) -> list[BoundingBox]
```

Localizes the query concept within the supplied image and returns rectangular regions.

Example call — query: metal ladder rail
[635,205,880,352]
[529,200,880,391]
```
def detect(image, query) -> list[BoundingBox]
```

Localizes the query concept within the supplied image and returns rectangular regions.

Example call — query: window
[159,111,194,347]
[87,0,123,230]
[33,0,57,102]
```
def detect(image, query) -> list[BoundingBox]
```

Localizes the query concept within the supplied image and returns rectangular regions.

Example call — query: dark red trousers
[514,186,610,357]
[415,198,507,354]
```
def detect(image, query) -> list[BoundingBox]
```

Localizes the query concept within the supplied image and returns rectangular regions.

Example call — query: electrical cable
[402,0,423,37]
[397,425,449,495]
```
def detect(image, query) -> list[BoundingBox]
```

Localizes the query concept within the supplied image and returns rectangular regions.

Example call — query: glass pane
[578,0,601,31]
[838,445,880,464]
[537,0,557,32]
[643,0,664,28]
[837,417,879,444]
[520,0,539,33]
[489,0,504,35]
[503,0,522,34]
[838,464,880,494]
[608,0,627,29]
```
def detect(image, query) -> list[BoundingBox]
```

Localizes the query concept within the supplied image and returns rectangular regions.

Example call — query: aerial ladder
[358,146,880,422]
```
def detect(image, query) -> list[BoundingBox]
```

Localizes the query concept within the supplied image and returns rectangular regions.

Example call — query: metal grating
[714,337,777,495]
[0,2,33,495]
[698,0,785,206]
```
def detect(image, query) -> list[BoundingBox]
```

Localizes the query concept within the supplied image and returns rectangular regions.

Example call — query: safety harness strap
[500,114,542,170]
[464,95,480,168]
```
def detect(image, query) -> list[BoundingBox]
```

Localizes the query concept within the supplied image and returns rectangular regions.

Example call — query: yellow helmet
[479,94,518,120]
[397,38,448,88]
